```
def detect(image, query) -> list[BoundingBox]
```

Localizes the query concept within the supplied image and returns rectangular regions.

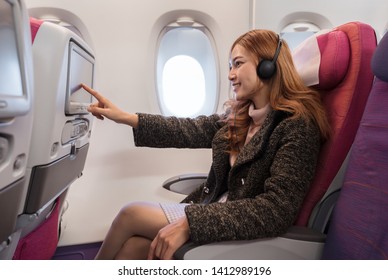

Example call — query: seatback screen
[66,41,94,115]
[0,1,23,98]
[0,0,32,119]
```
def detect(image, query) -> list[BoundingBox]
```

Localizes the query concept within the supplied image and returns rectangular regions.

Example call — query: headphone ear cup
[257,59,276,80]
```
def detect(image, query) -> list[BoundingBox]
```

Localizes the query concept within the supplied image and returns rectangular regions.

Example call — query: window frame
[155,20,219,118]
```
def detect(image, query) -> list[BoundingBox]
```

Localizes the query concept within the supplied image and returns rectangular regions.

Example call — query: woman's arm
[83,84,225,149]
[133,113,225,149]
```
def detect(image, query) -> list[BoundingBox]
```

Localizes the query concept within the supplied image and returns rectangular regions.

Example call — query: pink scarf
[230,103,271,167]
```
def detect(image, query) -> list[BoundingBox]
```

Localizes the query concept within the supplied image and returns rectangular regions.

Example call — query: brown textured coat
[133,110,321,245]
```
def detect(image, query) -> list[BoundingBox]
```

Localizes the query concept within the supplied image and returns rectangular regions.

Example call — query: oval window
[156,25,218,117]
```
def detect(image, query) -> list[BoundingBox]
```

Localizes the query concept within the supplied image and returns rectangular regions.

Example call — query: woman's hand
[82,84,138,127]
[148,217,190,260]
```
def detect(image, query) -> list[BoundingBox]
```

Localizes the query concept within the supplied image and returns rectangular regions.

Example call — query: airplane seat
[171,21,377,259]
[0,0,34,260]
[322,31,388,260]
[294,22,377,228]
[13,17,95,260]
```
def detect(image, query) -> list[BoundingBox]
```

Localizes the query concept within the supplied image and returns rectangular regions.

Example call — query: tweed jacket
[133,110,321,245]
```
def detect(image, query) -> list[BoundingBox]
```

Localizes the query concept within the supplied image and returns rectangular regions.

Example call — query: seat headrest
[371,32,388,82]
[292,29,350,90]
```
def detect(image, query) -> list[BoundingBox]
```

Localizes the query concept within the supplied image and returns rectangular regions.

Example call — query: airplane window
[156,25,218,117]
[281,22,321,50]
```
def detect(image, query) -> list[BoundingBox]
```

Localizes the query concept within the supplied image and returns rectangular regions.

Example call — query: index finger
[81,83,104,101]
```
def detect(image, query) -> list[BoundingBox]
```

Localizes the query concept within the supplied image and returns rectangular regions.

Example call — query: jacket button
[203,187,210,194]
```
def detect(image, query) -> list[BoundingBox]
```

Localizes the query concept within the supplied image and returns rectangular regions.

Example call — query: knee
[112,202,144,228]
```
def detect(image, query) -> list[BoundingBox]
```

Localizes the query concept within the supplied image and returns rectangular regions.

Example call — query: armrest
[162,173,207,195]
[175,226,326,260]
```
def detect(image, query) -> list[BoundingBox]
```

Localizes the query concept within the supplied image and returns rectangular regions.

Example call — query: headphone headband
[272,35,283,64]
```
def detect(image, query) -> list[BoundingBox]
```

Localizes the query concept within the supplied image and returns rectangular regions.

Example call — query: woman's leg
[95,201,169,260]
[114,236,152,260]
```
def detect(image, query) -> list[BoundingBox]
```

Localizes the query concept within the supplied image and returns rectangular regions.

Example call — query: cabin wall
[253,0,388,38]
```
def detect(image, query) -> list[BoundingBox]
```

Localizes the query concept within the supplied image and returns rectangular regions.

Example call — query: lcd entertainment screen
[66,41,95,115]
[0,1,23,98]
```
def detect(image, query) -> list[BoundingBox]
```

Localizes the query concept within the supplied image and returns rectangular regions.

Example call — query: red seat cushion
[293,22,377,226]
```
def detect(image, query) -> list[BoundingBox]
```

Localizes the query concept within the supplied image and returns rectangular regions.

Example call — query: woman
[83,29,331,260]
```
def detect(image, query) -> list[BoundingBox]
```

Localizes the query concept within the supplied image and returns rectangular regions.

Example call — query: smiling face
[228,44,270,109]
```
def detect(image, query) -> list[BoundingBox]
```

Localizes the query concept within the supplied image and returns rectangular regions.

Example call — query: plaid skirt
[160,202,189,224]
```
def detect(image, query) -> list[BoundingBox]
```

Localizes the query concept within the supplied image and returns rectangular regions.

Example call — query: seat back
[322,31,388,260]
[0,0,34,259]
[13,18,95,260]
[292,22,377,227]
